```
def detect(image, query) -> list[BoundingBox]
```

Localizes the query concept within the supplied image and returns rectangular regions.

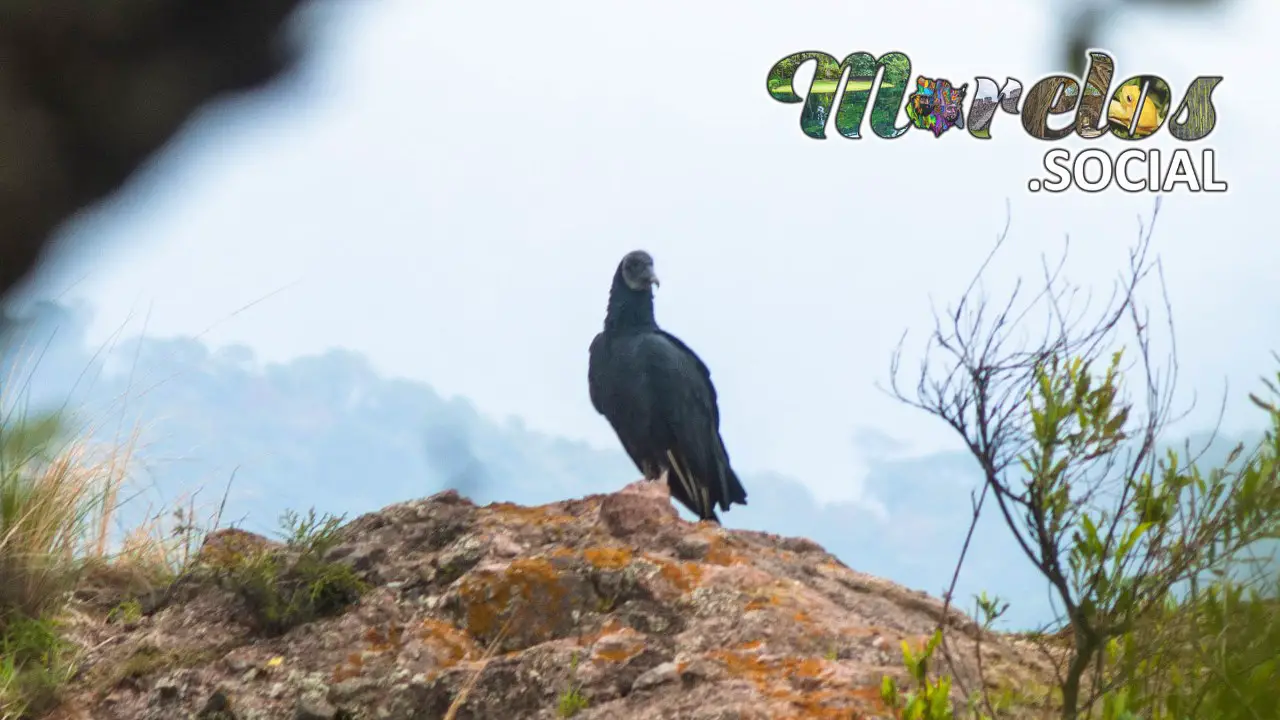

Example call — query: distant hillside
[1,301,1268,631]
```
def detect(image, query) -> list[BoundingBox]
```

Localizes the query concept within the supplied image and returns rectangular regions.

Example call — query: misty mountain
[0,301,1269,630]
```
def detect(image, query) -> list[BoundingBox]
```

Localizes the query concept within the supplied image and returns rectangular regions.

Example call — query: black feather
[587,251,748,522]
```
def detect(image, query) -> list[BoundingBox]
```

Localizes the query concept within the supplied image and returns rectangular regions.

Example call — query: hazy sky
[15,0,1279,505]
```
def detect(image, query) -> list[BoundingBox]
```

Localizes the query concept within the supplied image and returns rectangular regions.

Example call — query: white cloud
[18,0,1278,505]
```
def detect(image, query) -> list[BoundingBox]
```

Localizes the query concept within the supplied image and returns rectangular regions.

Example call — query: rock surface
[46,480,1051,719]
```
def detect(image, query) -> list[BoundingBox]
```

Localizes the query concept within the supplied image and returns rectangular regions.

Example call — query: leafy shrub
[884,206,1280,719]
[880,630,966,720]
[212,508,366,635]
[0,411,129,717]
[0,612,74,719]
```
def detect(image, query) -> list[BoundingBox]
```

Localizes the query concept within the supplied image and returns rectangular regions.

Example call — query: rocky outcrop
[46,480,1051,719]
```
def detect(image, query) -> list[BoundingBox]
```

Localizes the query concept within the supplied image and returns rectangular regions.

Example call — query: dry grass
[0,430,135,619]
[0,301,277,719]
[0,416,136,717]
[443,613,516,720]
[0,409,223,718]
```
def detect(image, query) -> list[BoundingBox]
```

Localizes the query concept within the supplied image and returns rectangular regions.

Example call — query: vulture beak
[650,274,660,289]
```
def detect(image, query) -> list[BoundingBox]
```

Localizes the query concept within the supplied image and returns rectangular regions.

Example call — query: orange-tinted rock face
[47,485,1052,720]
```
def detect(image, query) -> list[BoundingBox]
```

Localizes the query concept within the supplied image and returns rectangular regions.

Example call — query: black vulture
[587,250,748,523]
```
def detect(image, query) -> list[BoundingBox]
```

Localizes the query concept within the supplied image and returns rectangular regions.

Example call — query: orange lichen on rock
[485,501,575,526]
[43,487,1057,720]
[745,592,782,612]
[593,645,640,663]
[847,684,888,707]
[419,618,480,668]
[574,618,626,649]
[590,627,647,664]
[485,501,543,517]
[583,546,633,570]
[788,657,827,681]
[332,621,419,682]
[711,646,771,678]
[647,555,704,593]
[331,651,365,683]
[364,623,406,653]
[707,646,873,719]
[457,556,573,646]
[701,535,741,566]
[743,583,813,618]
[785,693,860,719]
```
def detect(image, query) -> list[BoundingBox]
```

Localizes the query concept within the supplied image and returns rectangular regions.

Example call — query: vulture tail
[665,449,719,522]
[713,436,747,510]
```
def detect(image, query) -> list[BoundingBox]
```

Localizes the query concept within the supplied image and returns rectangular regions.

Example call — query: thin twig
[443,612,518,720]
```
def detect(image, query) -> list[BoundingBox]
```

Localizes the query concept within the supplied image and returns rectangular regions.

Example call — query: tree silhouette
[1057,0,1235,77]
